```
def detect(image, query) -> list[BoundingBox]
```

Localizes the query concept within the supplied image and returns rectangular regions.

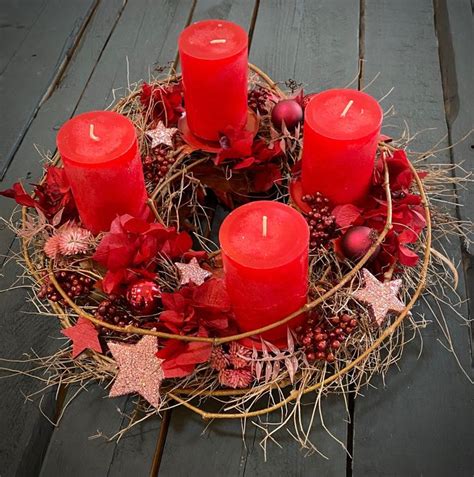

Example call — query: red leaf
[333,204,363,229]
[398,245,419,266]
[215,127,254,165]
[252,163,282,192]
[157,340,211,378]
[193,278,231,312]
[0,182,37,208]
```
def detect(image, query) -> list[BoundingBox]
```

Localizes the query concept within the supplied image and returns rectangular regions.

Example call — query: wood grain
[0,0,96,176]
[352,1,474,475]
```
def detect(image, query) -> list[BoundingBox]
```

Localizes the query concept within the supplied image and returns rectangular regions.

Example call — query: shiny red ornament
[271,99,303,131]
[126,280,161,315]
[340,225,380,261]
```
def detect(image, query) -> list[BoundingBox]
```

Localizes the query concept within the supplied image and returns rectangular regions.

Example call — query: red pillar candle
[57,111,148,234]
[219,201,309,343]
[179,19,248,141]
[301,89,383,205]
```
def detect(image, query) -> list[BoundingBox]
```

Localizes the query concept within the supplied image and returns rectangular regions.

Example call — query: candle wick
[262,215,268,238]
[89,124,100,141]
[340,100,354,118]
[210,39,227,44]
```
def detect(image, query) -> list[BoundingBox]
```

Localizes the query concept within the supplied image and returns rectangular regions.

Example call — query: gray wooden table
[0,1,473,476]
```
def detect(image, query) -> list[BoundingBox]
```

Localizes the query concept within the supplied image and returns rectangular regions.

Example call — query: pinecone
[248,85,273,115]
[143,146,176,189]
[301,192,336,249]
[37,271,93,304]
[297,314,358,363]
[94,297,135,336]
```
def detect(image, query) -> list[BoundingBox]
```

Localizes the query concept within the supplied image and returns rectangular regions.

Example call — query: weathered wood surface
[0,0,96,176]
[352,1,474,476]
[0,0,472,475]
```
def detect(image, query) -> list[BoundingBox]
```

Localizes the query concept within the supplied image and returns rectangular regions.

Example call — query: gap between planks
[432,0,474,363]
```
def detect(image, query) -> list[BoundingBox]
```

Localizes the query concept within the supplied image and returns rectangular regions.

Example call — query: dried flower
[210,346,229,371]
[228,342,251,369]
[57,225,93,256]
[44,234,61,259]
[218,368,253,389]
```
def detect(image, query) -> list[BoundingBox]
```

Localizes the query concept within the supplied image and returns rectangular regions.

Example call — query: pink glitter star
[146,121,178,148]
[175,257,212,286]
[353,269,405,326]
[108,335,164,408]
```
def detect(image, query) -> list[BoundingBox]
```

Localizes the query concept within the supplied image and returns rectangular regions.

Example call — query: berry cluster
[143,146,176,189]
[301,192,336,249]
[248,86,274,115]
[297,314,358,363]
[37,271,93,304]
[94,297,135,336]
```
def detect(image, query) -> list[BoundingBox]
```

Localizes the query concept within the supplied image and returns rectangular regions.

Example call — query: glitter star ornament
[61,317,102,358]
[108,335,164,408]
[175,257,212,286]
[146,121,178,148]
[353,269,405,326]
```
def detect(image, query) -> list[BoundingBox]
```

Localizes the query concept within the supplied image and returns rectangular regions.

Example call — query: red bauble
[271,99,303,131]
[126,280,161,316]
[340,226,380,261]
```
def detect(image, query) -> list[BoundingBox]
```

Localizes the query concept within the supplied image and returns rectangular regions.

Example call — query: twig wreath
[1,64,471,450]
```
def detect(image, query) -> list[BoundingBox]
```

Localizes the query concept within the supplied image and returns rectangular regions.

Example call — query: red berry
[326,353,335,363]
[331,340,341,349]
[307,352,316,362]
[316,340,327,351]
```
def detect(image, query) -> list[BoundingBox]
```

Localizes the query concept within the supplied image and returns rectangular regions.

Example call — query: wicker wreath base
[17,64,437,423]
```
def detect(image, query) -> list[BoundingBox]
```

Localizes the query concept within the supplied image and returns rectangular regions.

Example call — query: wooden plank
[39,386,129,477]
[158,2,260,475]
[74,0,194,114]
[29,2,197,475]
[352,1,474,475]
[242,1,359,474]
[0,0,48,73]
[435,0,474,254]
[250,0,360,91]
[0,0,96,176]
[0,2,127,475]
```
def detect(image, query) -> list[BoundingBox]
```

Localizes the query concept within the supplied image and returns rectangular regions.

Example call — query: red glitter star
[175,257,212,286]
[353,269,405,326]
[61,317,102,358]
[108,335,164,408]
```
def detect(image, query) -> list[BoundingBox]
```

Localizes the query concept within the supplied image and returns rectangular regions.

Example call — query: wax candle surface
[179,19,248,141]
[57,111,148,234]
[301,89,383,205]
[219,201,309,342]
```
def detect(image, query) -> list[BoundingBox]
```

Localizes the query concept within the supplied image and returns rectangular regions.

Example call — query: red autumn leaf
[215,127,254,165]
[252,163,282,192]
[140,82,184,126]
[157,340,212,378]
[1,166,78,223]
[398,245,419,266]
[398,228,419,244]
[333,204,363,229]
[161,231,193,259]
[192,278,231,312]
[0,182,37,208]
[233,156,256,170]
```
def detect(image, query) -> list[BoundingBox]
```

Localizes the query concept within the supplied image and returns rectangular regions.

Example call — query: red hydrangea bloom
[93,214,192,294]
